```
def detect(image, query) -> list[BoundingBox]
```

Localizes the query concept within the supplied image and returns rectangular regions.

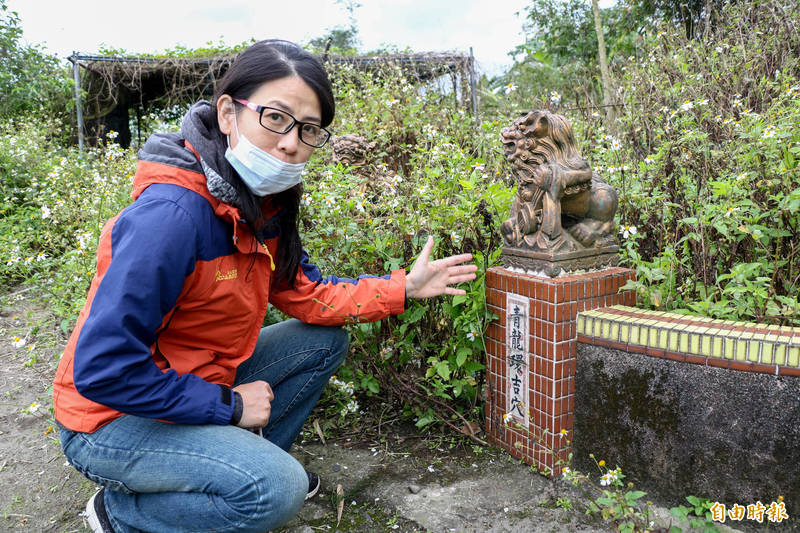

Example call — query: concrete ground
[283,436,613,533]
[280,435,750,533]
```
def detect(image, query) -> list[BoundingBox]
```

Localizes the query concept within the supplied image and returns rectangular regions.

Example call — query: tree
[306,27,360,57]
[592,0,616,126]
[508,0,637,106]
[0,0,71,118]
[305,0,362,57]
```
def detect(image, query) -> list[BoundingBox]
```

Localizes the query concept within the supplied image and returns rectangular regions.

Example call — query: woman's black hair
[212,39,335,289]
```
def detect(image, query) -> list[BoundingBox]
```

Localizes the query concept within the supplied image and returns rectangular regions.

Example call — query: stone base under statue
[501,245,619,277]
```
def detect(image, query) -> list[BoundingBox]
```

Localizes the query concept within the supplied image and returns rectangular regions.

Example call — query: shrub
[578,0,800,325]
[0,120,136,325]
[301,61,513,428]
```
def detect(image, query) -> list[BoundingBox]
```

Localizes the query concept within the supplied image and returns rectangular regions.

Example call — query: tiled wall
[484,266,636,475]
[577,306,800,376]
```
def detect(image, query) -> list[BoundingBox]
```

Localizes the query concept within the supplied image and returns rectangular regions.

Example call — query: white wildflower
[620,225,637,239]
[345,399,359,413]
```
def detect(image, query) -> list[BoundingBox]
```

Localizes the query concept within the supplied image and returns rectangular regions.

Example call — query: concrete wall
[573,307,800,528]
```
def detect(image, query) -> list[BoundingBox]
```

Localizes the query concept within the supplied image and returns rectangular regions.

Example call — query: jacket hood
[133,101,241,208]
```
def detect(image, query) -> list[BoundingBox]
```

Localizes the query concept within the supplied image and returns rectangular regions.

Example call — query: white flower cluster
[4,243,46,267]
[329,376,359,417]
[600,469,620,486]
[76,230,95,252]
[762,125,777,139]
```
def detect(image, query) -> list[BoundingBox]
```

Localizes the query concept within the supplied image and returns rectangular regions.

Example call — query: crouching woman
[53,39,476,533]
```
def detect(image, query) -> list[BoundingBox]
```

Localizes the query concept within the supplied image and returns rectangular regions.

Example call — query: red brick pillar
[484,266,635,475]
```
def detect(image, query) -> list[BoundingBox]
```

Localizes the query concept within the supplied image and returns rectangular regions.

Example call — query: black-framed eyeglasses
[234,98,331,148]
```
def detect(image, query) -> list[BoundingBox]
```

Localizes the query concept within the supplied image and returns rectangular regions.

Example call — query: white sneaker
[306,470,321,500]
[84,488,114,533]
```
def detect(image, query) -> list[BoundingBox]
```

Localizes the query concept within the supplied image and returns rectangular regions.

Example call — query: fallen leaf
[313,419,326,445]
[336,484,344,526]
[459,422,481,436]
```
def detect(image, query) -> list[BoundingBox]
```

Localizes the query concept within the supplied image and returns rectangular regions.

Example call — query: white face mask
[224,114,306,197]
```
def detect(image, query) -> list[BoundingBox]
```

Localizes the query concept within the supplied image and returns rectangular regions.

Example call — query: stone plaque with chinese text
[505,294,529,426]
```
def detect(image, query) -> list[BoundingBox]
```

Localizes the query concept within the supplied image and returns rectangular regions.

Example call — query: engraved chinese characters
[506,294,529,426]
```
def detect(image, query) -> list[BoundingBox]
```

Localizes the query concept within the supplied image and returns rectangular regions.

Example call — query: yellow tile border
[576,315,587,335]
[761,342,774,365]
[576,306,799,368]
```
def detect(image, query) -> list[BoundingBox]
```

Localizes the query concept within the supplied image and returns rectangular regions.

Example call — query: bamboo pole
[70,52,85,151]
[469,47,478,120]
[591,0,616,129]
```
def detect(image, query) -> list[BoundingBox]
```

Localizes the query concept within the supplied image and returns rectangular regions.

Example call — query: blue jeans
[59,319,348,532]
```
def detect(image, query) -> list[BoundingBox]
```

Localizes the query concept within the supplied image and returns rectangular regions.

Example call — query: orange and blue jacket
[53,133,406,433]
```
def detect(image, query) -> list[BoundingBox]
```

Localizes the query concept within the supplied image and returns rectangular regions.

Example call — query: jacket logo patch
[215,268,238,281]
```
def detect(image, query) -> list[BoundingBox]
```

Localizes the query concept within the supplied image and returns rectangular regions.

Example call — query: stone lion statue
[500,110,618,253]
[331,134,377,167]
[331,133,396,198]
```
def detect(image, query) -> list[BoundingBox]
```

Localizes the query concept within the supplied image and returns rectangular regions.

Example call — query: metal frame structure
[68,51,478,150]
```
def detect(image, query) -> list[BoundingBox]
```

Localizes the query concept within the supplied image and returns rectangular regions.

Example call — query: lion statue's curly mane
[509,112,589,179]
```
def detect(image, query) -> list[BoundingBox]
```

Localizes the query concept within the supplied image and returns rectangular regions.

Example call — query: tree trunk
[591,0,616,129]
